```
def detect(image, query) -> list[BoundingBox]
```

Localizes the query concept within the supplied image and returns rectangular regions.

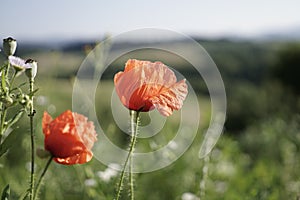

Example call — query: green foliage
[271,43,300,94]
[1,184,10,200]
[0,130,19,157]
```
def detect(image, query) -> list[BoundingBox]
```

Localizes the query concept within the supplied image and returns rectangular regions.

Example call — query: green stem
[29,77,35,200]
[115,110,139,200]
[33,156,53,200]
[0,108,7,143]
[5,60,10,78]
[199,155,210,199]
[129,156,134,200]
[0,62,10,143]
[9,71,17,90]
[129,110,139,200]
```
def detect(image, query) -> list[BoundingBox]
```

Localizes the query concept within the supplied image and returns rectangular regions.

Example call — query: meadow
[1,38,300,200]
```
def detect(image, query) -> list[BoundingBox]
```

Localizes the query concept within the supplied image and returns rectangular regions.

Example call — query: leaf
[0,130,18,157]
[1,184,10,200]
[29,88,39,96]
[11,82,27,92]
[1,71,7,93]
[18,190,29,200]
[5,109,24,130]
[0,64,7,71]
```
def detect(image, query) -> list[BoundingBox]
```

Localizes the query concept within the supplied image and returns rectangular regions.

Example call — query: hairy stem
[115,110,139,200]
[129,156,134,200]
[33,156,53,200]
[129,110,139,200]
[29,77,36,200]
[199,155,210,199]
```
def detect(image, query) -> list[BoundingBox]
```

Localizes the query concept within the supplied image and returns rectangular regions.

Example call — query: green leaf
[5,110,24,130]
[1,184,10,200]
[18,190,29,200]
[11,82,27,92]
[0,64,7,72]
[29,88,39,96]
[0,130,18,157]
[1,71,7,93]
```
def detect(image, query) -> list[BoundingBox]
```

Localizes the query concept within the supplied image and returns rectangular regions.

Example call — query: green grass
[1,40,300,199]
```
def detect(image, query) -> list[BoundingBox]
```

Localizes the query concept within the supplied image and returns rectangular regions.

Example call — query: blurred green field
[1,39,300,199]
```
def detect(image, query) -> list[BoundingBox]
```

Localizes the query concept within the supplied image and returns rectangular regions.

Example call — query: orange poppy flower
[114,59,188,116]
[42,110,97,165]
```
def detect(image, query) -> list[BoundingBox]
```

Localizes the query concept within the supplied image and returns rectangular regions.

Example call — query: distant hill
[11,26,300,53]
[257,26,300,41]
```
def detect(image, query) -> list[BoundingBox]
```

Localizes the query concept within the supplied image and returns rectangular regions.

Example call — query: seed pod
[25,59,38,79]
[3,37,17,56]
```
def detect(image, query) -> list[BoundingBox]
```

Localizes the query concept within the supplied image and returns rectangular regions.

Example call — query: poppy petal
[45,133,86,158]
[150,79,188,116]
[42,111,53,136]
[53,151,93,165]
[42,110,97,165]
[114,59,188,115]
[73,113,97,150]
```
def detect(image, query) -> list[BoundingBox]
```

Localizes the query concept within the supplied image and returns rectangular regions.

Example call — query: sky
[1,0,300,41]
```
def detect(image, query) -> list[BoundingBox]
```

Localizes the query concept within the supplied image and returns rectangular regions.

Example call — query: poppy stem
[129,155,134,200]
[29,77,36,200]
[129,110,139,200]
[115,110,139,200]
[199,155,210,199]
[33,155,53,200]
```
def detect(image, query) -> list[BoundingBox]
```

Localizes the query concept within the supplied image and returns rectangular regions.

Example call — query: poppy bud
[3,37,17,56]
[0,94,13,107]
[18,94,30,107]
[25,59,38,79]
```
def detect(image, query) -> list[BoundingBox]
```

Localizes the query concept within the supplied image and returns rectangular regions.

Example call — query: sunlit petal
[114,59,188,116]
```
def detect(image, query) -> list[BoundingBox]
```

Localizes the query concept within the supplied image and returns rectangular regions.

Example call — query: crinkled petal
[42,111,53,136]
[149,79,188,116]
[73,113,97,150]
[48,111,81,140]
[45,132,86,158]
[43,110,97,165]
[114,59,180,112]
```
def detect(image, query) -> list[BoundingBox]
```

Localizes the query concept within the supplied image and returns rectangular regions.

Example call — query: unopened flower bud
[3,37,17,56]
[25,59,38,79]
[18,94,30,106]
[25,99,33,110]
[0,94,13,107]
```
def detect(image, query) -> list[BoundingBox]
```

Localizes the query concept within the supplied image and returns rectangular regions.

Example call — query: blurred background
[1,0,300,199]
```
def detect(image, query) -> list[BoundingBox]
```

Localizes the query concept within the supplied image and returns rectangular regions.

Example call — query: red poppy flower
[114,59,188,116]
[42,110,97,165]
